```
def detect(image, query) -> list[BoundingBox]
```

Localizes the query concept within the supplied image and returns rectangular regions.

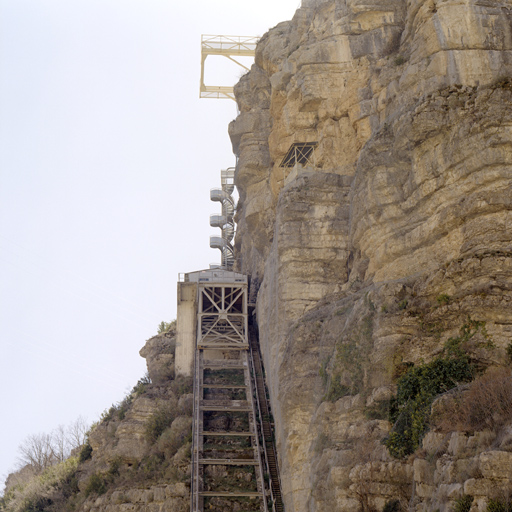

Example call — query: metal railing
[200,35,257,101]
[179,270,248,284]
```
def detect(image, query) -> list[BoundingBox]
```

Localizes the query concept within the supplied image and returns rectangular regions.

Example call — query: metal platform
[200,35,258,100]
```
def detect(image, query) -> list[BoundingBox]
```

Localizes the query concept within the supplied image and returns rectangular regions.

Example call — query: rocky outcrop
[1,328,192,512]
[75,328,191,511]
[139,331,176,385]
[230,1,512,511]
[79,482,189,512]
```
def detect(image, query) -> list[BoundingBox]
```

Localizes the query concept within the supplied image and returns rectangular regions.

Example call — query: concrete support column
[175,281,198,376]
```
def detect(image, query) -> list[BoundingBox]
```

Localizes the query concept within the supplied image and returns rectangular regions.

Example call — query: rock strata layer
[230,1,512,511]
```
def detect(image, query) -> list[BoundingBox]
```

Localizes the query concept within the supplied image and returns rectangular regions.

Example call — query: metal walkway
[189,273,284,512]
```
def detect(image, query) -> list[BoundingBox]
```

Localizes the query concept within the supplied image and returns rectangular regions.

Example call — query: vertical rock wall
[230,1,512,511]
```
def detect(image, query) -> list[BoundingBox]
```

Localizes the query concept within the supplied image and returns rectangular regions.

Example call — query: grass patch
[487,498,512,512]
[365,399,392,420]
[452,495,474,512]
[436,294,451,306]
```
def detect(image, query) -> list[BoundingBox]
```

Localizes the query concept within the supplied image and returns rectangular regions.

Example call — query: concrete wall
[175,281,198,376]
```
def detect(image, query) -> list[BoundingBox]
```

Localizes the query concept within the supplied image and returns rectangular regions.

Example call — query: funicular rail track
[249,323,284,512]
[189,272,284,512]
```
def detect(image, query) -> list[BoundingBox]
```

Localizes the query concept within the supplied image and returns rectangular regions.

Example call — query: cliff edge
[229,1,512,511]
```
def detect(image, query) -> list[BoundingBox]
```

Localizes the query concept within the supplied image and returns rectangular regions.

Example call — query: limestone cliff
[229,1,512,511]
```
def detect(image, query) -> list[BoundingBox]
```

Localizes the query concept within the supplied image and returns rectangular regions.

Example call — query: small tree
[53,425,68,463]
[157,320,176,334]
[15,417,90,476]
[66,416,89,451]
[17,433,57,473]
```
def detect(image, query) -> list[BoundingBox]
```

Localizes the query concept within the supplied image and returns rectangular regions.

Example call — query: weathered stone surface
[81,483,188,512]
[230,0,512,510]
[139,330,175,384]
[479,451,512,480]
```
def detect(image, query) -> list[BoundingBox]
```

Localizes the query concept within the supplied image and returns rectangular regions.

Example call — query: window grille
[280,142,318,167]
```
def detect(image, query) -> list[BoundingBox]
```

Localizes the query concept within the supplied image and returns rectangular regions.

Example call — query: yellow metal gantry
[200,35,258,100]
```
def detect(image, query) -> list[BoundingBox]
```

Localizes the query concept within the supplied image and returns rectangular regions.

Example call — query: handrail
[248,323,285,512]
[249,337,276,512]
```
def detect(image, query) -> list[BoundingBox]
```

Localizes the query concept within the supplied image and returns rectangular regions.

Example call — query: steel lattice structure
[200,35,258,100]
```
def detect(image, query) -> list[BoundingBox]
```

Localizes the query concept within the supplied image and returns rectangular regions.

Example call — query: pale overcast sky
[0,0,300,486]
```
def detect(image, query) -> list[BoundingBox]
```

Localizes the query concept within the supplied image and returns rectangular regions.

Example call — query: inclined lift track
[192,35,284,511]
[189,274,284,512]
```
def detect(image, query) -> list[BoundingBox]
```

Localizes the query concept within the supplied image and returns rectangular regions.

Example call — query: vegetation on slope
[1,323,193,512]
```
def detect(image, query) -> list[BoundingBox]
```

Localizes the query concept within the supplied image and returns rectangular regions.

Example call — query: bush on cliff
[0,458,78,512]
[385,356,474,458]
[433,366,512,433]
[384,319,492,458]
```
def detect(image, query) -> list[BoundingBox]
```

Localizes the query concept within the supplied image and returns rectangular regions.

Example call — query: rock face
[230,1,512,511]
[1,328,192,512]
[73,330,191,512]
[139,331,176,385]
[77,328,192,512]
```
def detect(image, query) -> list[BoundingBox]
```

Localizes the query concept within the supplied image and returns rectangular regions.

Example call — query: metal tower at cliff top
[175,32,284,512]
[200,35,257,100]
[200,35,257,269]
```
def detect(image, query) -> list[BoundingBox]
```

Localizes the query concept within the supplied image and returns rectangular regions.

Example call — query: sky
[0,0,300,487]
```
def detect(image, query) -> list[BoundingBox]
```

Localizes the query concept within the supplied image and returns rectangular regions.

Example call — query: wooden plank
[198,459,259,465]
[200,431,255,437]
[199,491,262,497]
[201,384,247,389]
[201,405,252,412]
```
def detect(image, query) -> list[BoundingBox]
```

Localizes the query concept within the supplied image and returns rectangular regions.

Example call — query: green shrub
[437,294,451,306]
[157,320,176,334]
[453,495,473,512]
[394,55,406,66]
[383,499,402,512]
[385,356,474,458]
[506,343,512,363]
[145,405,177,443]
[398,299,408,310]
[84,472,107,497]
[444,318,491,357]
[324,376,350,402]
[487,498,512,512]
[78,442,93,463]
[132,373,151,396]
[107,457,122,479]
[1,458,79,512]
[100,404,119,422]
